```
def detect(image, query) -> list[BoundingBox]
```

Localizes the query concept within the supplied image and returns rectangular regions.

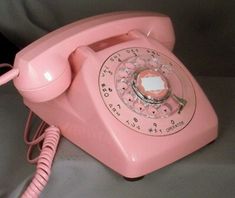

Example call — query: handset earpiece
[13,52,72,103]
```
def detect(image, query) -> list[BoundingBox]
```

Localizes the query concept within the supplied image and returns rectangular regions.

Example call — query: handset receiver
[13,11,175,102]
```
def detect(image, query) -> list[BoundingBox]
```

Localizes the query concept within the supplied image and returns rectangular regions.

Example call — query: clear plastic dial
[99,48,196,136]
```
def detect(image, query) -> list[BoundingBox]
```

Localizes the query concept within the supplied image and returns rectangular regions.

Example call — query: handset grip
[13,11,175,102]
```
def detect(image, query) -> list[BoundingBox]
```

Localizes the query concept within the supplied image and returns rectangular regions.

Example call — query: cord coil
[21,112,61,198]
[0,65,61,197]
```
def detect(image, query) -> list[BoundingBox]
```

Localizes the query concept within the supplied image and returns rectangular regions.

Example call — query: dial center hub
[132,69,170,104]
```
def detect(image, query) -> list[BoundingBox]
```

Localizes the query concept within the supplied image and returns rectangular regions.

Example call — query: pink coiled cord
[0,64,61,197]
[21,111,61,198]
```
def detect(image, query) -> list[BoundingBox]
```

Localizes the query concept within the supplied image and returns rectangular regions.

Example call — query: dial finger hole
[148,106,158,116]
[125,62,135,69]
[118,70,129,78]
[148,57,158,67]
[123,94,134,104]
[134,102,145,112]
[117,82,128,91]
[160,64,172,75]
[135,58,145,66]
[158,104,172,115]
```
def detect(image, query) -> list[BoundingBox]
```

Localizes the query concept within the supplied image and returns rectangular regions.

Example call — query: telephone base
[17,11,218,179]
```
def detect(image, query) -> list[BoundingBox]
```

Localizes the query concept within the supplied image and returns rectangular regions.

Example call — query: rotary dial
[99,47,196,136]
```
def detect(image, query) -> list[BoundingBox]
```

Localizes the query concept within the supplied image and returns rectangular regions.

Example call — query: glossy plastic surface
[14,11,218,178]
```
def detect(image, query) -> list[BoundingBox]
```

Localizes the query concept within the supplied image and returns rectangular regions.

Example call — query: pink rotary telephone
[2,11,218,196]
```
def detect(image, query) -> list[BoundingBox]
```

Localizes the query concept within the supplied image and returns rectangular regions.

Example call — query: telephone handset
[12,12,217,179]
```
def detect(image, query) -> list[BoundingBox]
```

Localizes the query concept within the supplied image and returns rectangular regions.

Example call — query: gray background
[0,0,234,197]
[0,0,234,76]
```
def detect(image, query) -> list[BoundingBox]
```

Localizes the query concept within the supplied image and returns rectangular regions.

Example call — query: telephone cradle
[1,11,218,196]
